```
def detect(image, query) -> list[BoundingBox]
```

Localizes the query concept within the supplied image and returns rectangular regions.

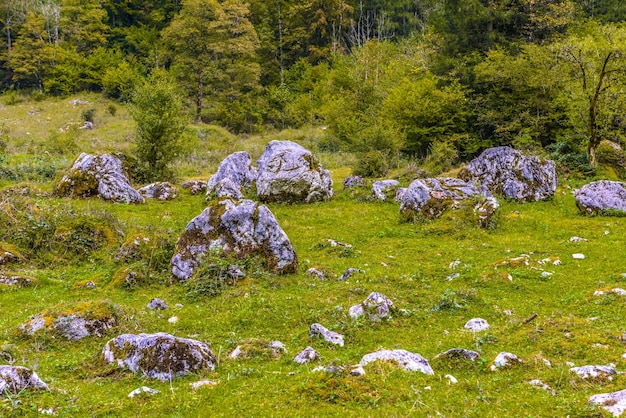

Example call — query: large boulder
[206,152,257,200]
[398,177,499,227]
[55,153,144,203]
[575,180,626,215]
[256,141,333,203]
[0,366,48,395]
[458,146,557,202]
[171,199,298,280]
[102,332,215,381]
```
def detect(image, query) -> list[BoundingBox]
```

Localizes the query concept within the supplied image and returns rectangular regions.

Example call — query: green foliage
[101,61,144,102]
[422,140,459,176]
[129,70,187,181]
[353,150,390,178]
[81,108,95,123]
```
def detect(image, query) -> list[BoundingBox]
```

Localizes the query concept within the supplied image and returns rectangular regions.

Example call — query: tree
[129,70,187,181]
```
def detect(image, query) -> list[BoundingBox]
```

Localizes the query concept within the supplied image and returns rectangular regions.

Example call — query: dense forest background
[2,0,626,176]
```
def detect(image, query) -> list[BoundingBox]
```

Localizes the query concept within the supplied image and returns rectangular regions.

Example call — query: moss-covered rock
[0,366,48,395]
[102,332,216,381]
[138,182,178,201]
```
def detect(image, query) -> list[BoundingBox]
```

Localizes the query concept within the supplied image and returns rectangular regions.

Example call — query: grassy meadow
[0,94,625,417]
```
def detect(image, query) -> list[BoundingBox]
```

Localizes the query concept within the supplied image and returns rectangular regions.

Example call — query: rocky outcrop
[55,153,144,203]
[309,323,344,346]
[372,180,399,201]
[171,199,298,280]
[138,182,178,200]
[0,366,48,395]
[398,177,499,227]
[349,292,394,320]
[458,146,557,202]
[360,349,434,374]
[575,180,626,215]
[256,141,333,203]
[206,152,257,200]
[102,332,216,381]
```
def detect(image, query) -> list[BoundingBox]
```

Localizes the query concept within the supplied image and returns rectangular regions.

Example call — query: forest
[1,0,626,176]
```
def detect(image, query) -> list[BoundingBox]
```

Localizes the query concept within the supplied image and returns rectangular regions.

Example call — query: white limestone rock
[360,349,434,375]
[309,323,344,347]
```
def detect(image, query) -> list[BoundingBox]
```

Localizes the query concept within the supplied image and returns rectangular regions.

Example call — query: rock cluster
[349,292,394,320]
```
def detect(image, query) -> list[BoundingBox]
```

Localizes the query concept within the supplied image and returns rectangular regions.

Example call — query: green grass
[0,95,624,417]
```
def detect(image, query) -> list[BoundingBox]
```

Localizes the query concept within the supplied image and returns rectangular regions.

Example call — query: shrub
[82,108,96,123]
[353,150,390,177]
[422,140,459,176]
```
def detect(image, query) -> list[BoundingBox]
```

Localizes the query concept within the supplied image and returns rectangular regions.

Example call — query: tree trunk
[587,51,613,167]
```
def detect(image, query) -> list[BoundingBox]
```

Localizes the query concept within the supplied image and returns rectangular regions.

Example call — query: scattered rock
[572,253,585,260]
[343,176,365,189]
[359,349,434,374]
[115,234,151,261]
[128,386,159,398]
[434,348,480,362]
[294,346,320,364]
[339,268,363,281]
[0,251,16,265]
[575,180,626,215]
[349,364,366,376]
[348,292,395,320]
[138,182,178,201]
[70,99,90,105]
[102,332,216,381]
[449,259,462,270]
[458,146,557,202]
[445,374,458,384]
[569,236,588,242]
[490,352,522,371]
[0,365,49,395]
[230,339,287,359]
[371,180,400,201]
[309,323,344,347]
[464,318,489,332]
[256,140,333,203]
[529,379,556,396]
[312,364,345,374]
[398,177,499,227]
[148,298,168,310]
[594,288,626,296]
[590,389,626,416]
[170,199,298,280]
[446,273,460,281]
[307,268,326,280]
[55,153,144,203]
[570,364,616,380]
[538,257,561,266]
[181,180,207,195]
[493,256,529,268]
[206,152,257,200]
[168,316,178,324]
[80,121,94,130]
[190,380,218,390]
[0,274,34,287]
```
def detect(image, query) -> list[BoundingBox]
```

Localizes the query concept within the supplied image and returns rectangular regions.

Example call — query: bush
[353,150,390,177]
[547,141,594,176]
[82,108,96,123]
[422,140,459,176]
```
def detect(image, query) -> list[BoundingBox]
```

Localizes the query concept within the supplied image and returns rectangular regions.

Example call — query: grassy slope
[1,95,625,417]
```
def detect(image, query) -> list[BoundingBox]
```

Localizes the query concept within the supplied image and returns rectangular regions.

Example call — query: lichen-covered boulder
[575,180,626,215]
[171,199,298,280]
[590,389,626,416]
[372,180,400,201]
[399,177,499,227]
[458,146,557,202]
[181,180,207,195]
[102,332,215,381]
[349,292,395,320]
[20,301,118,340]
[206,152,257,200]
[138,182,178,201]
[55,153,144,203]
[256,141,333,203]
[360,349,434,374]
[0,366,48,395]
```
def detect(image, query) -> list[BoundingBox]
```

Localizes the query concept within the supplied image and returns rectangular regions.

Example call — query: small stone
[572,253,585,259]
[190,380,218,390]
[309,323,344,346]
[446,273,460,281]
[570,365,616,380]
[464,318,489,332]
[148,298,168,310]
[434,348,480,362]
[490,352,522,371]
[445,374,458,384]
[529,380,556,396]
[449,259,462,270]
[168,316,179,324]
[38,408,55,415]
[541,271,553,278]
[348,292,394,320]
[594,288,626,296]
[307,268,325,280]
[569,236,588,242]
[128,386,159,398]
[349,364,366,376]
[339,268,363,281]
[294,346,319,364]
[0,252,16,265]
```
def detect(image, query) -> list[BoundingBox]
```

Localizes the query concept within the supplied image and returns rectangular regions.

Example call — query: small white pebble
[190,380,218,390]
[168,316,179,324]
[445,374,458,384]
[566,361,575,367]
[541,271,553,278]
[572,253,585,260]
[424,386,431,390]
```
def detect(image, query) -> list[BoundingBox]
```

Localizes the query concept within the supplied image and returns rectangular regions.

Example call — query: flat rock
[128,386,159,398]
[371,180,400,201]
[339,267,363,281]
[464,318,489,332]
[349,292,394,320]
[256,140,333,203]
[398,177,499,227]
[458,146,557,202]
[309,323,344,346]
[294,346,320,364]
[55,153,144,203]
[206,152,256,200]
[571,365,616,380]
[138,182,178,200]
[590,389,626,416]
[0,365,48,395]
[102,332,215,381]
[359,349,434,374]
[171,199,298,280]
[434,348,480,362]
[575,180,626,215]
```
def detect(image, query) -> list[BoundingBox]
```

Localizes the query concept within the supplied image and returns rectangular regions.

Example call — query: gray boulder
[102,332,216,381]
[458,146,557,202]
[294,346,320,364]
[349,292,394,320]
[55,153,144,203]
[171,199,298,280]
[570,364,617,380]
[138,182,178,200]
[181,180,207,195]
[590,389,626,416]
[343,176,365,189]
[372,180,400,201]
[206,152,257,200]
[399,177,499,227]
[0,366,48,395]
[360,349,434,374]
[256,141,333,203]
[575,180,626,215]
